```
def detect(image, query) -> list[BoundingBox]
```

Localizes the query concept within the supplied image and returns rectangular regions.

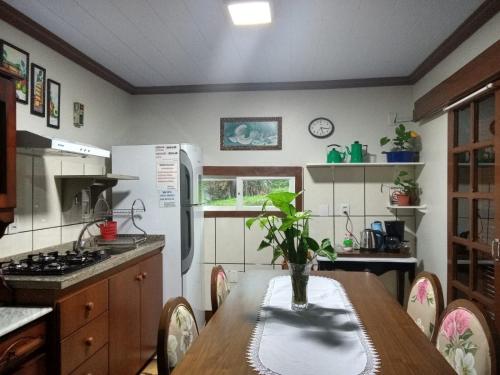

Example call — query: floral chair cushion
[166,305,199,370]
[436,307,491,375]
[407,277,437,339]
[216,271,230,308]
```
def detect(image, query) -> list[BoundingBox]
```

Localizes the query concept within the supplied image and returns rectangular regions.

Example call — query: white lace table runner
[248,276,380,375]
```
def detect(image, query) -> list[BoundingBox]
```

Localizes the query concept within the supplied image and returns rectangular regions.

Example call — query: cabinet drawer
[12,354,46,375]
[60,312,108,375]
[70,344,108,375]
[58,280,108,338]
[0,321,46,373]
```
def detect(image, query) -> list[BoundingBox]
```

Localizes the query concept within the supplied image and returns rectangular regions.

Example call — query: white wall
[129,86,414,165]
[0,19,130,257]
[1,19,132,148]
[414,12,500,298]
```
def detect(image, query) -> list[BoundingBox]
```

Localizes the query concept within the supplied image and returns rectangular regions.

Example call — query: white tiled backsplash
[0,153,106,258]
[201,166,417,310]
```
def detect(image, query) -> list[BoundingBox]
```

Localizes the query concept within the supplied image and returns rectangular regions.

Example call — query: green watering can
[345,141,367,163]
[327,144,346,163]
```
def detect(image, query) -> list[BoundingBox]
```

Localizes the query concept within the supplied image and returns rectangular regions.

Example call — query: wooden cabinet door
[140,253,163,364]
[108,264,142,375]
[0,75,16,237]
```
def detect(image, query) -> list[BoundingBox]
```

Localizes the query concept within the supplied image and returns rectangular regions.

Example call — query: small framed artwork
[220,117,282,150]
[0,40,29,104]
[47,79,61,129]
[30,63,46,116]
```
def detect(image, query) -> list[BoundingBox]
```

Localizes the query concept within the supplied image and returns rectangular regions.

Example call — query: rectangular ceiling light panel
[227,1,272,25]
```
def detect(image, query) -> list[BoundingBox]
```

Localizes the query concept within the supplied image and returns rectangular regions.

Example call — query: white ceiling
[6,0,483,87]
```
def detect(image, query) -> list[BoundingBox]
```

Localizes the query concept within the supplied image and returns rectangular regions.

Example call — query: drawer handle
[136,274,143,281]
[85,302,94,311]
[85,337,94,346]
[0,336,44,365]
[142,272,148,279]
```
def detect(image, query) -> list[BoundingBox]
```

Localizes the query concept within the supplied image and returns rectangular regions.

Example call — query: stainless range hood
[16,130,110,158]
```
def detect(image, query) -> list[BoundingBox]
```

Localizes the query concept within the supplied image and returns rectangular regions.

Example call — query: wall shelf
[386,204,427,213]
[306,162,425,168]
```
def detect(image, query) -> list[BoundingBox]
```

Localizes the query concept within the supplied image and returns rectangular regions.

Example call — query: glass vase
[288,262,312,311]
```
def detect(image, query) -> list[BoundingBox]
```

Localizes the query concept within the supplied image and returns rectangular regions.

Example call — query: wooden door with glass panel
[448,86,500,335]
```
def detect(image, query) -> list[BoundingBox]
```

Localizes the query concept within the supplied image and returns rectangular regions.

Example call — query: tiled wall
[201,165,418,310]
[0,153,106,258]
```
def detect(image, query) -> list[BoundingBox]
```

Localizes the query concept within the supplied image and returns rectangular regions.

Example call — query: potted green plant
[380,124,420,162]
[246,191,336,311]
[393,171,421,206]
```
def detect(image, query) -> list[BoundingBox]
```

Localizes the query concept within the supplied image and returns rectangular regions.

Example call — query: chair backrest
[211,265,230,313]
[436,299,496,375]
[406,271,444,342]
[157,296,199,375]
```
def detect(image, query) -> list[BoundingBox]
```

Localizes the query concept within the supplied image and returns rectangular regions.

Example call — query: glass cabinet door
[449,89,499,333]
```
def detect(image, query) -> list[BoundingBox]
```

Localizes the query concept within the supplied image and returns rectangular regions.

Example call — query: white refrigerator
[111,144,204,325]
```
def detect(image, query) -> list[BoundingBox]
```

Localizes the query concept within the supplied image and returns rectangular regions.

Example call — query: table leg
[397,270,405,306]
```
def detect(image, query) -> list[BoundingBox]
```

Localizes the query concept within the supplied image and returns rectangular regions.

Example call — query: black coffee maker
[384,221,405,251]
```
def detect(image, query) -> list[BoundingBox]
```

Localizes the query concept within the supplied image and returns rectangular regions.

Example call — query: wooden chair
[435,299,496,375]
[141,296,199,375]
[211,265,230,313]
[406,271,444,342]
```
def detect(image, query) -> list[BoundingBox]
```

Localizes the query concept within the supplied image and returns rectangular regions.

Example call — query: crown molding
[0,0,497,95]
[408,0,500,84]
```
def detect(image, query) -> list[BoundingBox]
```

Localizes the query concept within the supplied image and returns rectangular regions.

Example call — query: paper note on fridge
[159,189,176,208]
[155,144,179,190]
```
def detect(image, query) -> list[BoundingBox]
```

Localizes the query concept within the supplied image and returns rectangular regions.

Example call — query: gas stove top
[0,249,111,276]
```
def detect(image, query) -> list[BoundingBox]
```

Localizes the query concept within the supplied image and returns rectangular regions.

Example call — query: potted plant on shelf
[380,124,420,162]
[392,171,421,206]
[246,191,336,311]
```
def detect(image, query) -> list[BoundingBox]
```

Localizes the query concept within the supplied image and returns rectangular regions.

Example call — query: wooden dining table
[173,270,455,374]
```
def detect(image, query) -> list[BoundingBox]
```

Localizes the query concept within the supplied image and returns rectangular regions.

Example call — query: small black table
[318,251,417,305]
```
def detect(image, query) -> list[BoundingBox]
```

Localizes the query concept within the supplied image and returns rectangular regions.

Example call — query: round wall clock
[308,117,334,138]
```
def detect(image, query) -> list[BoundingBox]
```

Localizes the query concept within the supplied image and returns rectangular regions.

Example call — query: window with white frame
[202,167,303,215]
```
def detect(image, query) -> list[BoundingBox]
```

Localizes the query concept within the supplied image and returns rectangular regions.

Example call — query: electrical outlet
[339,203,350,216]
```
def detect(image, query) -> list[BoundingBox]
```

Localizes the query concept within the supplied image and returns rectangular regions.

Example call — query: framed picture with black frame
[0,40,29,104]
[30,63,46,117]
[47,79,61,129]
[220,117,282,150]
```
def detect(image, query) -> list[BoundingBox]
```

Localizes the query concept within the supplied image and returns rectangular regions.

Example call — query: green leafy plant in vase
[246,191,336,311]
[393,171,421,206]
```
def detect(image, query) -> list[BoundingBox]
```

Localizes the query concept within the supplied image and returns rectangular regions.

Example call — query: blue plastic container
[384,151,419,163]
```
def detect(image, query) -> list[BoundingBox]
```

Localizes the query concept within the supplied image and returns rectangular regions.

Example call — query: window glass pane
[474,249,495,300]
[475,146,494,193]
[453,244,469,286]
[477,95,495,142]
[456,106,471,146]
[476,199,495,244]
[202,177,236,206]
[454,198,469,239]
[242,178,291,207]
[455,152,470,192]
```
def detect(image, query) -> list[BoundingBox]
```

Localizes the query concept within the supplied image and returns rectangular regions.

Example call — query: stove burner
[1,248,111,276]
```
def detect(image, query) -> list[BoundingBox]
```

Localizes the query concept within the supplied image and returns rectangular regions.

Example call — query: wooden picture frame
[220,117,282,150]
[30,63,46,116]
[47,79,61,129]
[0,40,29,104]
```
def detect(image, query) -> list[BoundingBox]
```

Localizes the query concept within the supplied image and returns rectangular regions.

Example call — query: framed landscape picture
[220,117,282,150]
[47,79,61,129]
[30,63,46,116]
[0,40,29,104]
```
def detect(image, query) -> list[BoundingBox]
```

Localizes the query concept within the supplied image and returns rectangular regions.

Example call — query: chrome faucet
[75,218,108,252]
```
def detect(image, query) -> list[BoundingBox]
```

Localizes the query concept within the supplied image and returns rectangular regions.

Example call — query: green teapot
[327,144,346,163]
[345,141,367,163]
